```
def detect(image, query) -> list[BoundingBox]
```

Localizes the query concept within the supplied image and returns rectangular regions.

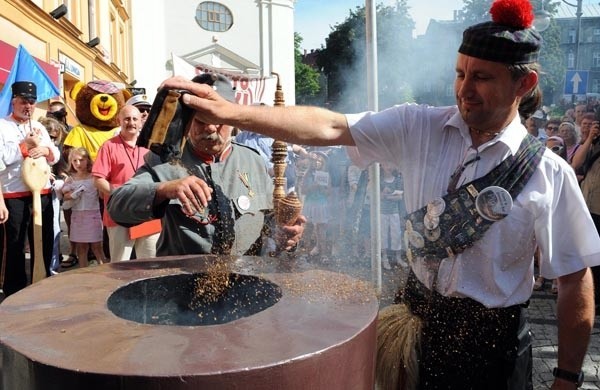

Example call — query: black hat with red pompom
[459,0,541,64]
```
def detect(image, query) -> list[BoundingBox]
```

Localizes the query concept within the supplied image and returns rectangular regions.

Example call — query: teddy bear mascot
[63,80,130,161]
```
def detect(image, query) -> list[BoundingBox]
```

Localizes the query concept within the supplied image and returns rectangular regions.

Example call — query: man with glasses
[544,118,561,138]
[125,94,152,126]
[0,81,60,296]
[46,101,72,132]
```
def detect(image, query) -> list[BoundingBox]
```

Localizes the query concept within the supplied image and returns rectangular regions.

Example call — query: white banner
[171,53,277,106]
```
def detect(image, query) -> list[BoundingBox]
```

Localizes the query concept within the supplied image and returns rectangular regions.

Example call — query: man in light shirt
[155,0,600,388]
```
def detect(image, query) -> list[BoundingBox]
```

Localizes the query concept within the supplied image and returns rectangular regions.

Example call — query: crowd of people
[1,0,600,388]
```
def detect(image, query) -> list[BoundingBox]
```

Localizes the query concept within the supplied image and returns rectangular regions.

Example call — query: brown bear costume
[63,80,130,161]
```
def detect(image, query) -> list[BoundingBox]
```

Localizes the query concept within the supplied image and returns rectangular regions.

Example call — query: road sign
[564,70,589,95]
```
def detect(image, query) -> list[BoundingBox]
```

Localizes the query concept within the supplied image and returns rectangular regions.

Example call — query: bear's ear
[70,82,85,100]
[122,89,133,102]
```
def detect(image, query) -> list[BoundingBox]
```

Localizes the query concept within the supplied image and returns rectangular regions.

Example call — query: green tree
[294,33,321,105]
[538,19,564,104]
[316,2,415,111]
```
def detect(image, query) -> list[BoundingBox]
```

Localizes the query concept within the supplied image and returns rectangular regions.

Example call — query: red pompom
[490,0,534,29]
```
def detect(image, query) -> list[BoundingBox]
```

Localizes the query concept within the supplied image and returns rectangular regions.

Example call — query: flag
[171,53,276,106]
[0,44,61,116]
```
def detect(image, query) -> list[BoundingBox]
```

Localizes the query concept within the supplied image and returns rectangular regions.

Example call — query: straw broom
[376,303,423,390]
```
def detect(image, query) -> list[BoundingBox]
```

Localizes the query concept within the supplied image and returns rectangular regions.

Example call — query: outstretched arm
[553,267,594,389]
[160,76,355,147]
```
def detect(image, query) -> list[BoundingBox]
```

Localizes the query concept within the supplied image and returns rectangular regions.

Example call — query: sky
[295,0,465,51]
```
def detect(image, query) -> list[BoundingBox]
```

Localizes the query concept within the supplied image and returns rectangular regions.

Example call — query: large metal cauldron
[0,255,378,390]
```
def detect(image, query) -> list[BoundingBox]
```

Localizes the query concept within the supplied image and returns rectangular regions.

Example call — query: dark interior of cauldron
[107,273,282,326]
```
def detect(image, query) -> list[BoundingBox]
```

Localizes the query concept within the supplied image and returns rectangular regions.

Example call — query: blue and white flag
[0,44,60,116]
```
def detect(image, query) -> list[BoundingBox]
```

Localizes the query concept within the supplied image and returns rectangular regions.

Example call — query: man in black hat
[156,0,599,388]
[0,81,60,296]
[107,73,305,257]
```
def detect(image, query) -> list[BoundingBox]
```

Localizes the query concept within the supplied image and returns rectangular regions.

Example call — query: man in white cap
[125,94,152,126]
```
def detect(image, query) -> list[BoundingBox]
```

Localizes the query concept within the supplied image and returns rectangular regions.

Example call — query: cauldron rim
[0,255,379,378]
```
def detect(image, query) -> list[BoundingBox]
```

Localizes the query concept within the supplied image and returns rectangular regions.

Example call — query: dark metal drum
[0,255,378,390]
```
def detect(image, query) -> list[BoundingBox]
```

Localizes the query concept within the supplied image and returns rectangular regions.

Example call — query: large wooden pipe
[21,156,51,282]
[270,73,302,226]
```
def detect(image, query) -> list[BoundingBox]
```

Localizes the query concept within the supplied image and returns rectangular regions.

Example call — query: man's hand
[274,214,307,252]
[159,76,233,126]
[21,130,42,149]
[0,202,8,224]
[27,146,49,159]
[155,175,213,216]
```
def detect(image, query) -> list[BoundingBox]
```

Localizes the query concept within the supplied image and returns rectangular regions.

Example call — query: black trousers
[398,273,532,390]
[0,194,54,296]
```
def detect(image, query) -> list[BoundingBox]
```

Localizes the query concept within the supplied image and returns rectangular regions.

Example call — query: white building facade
[129,0,296,105]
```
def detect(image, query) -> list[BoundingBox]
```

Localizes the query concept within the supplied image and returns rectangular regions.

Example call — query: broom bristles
[376,303,422,390]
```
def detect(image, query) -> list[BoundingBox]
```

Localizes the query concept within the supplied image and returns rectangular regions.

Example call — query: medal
[408,231,425,249]
[237,195,251,211]
[238,171,255,198]
[426,197,445,217]
[406,247,413,263]
[405,219,413,233]
[475,186,513,222]
[424,227,441,242]
[423,214,440,230]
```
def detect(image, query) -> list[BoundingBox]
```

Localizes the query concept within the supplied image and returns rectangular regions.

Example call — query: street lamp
[533,2,551,32]
[534,0,583,65]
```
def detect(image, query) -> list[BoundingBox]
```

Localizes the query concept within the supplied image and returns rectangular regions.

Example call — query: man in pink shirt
[92,105,159,261]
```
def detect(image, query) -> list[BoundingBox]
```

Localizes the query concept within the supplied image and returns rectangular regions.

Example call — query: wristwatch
[553,367,584,387]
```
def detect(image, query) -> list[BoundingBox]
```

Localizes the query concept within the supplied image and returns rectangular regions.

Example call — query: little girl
[61,147,107,267]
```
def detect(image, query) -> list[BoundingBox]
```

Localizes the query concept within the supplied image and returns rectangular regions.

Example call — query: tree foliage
[315,1,415,111]
[294,33,321,104]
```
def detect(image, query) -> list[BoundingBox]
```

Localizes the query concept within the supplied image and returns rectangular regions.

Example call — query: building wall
[129,0,296,105]
[0,0,133,120]
[556,16,600,99]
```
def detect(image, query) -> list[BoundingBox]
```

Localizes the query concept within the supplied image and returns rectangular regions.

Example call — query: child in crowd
[60,147,107,267]
[300,151,330,260]
[380,163,406,270]
[39,116,69,274]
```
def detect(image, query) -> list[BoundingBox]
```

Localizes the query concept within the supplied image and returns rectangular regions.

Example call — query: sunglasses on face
[137,107,151,113]
[550,145,564,153]
[546,126,559,131]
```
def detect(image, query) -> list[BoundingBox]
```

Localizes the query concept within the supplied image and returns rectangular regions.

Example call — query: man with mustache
[153,0,600,388]
[107,74,305,257]
[0,81,60,296]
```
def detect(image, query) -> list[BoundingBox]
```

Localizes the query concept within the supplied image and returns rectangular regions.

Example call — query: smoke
[324,3,463,112]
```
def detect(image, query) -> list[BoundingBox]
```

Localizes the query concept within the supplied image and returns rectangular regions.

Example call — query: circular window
[195,2,233,32]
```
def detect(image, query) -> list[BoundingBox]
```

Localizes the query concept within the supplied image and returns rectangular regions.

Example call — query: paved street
[530,287,600,389]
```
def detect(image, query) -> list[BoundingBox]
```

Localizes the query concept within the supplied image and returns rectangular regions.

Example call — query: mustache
[200,133,219,142]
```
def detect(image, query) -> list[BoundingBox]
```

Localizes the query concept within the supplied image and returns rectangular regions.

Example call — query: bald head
[118,105,142,140]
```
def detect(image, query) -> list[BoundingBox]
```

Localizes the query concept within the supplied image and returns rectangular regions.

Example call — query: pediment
[180,44,261,74]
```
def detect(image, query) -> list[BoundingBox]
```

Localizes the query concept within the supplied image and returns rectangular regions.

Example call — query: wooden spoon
[21,156,51,283]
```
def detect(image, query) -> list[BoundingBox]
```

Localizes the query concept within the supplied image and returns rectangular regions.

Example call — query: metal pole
[365,0,381,294]
[573,0,582,71]
[565,0,583,103]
